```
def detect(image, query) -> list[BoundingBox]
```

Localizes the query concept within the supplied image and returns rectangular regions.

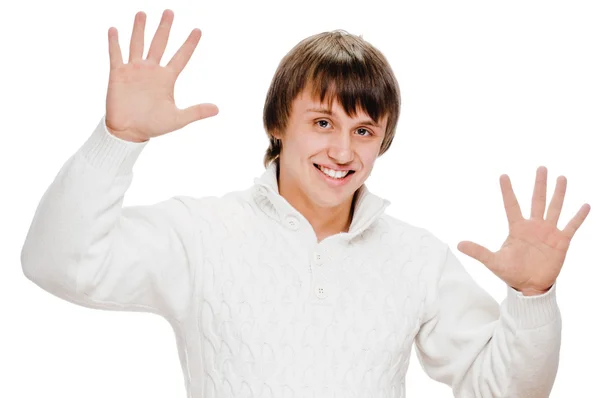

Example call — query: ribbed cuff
[79,115,149,177]
[505,283,559,329]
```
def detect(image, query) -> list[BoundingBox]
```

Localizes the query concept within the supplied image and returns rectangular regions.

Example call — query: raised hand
[105,9,218,142]
[457,166,591,296]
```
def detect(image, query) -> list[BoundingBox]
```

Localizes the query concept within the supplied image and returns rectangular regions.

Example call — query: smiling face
[262,30,401,221]
[276,88,387,210]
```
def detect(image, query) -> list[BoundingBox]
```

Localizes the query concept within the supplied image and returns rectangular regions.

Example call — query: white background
[1,0,598,397]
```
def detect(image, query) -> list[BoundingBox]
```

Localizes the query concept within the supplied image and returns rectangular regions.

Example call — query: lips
[314,163,355,180]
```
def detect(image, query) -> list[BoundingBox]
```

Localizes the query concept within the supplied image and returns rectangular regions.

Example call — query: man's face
[276,88,387,209]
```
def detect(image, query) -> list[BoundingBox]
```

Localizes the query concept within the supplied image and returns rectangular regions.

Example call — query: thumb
[177,103,219,128]
[457,241,494,268]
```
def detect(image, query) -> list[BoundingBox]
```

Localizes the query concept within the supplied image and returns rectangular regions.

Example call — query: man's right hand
[105,9,218,142]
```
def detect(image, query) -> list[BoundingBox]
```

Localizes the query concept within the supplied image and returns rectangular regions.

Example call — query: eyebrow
[306,107,381,128]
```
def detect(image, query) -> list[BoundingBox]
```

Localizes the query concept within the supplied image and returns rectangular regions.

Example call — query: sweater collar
[253,162,390,241]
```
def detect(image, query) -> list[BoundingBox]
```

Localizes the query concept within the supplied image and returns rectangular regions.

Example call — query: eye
[356,128,372,136]
[316,119,331,129]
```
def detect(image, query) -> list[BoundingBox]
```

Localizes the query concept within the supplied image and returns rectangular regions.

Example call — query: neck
[277,164,356,242]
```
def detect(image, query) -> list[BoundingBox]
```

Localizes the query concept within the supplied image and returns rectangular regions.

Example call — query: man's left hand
[457,166,591,296]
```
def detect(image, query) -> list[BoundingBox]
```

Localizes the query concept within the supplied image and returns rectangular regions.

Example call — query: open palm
[458,167,591,296]
[105,9,218,142]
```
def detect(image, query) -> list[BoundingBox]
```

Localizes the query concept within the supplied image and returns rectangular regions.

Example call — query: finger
[562,203,591,240]
[176,103,219,128]
[147,9,174,63]
[108,27,123,69]
[129,11,146,62]
[500,174,523,225]
[530,166,547,220]
[167,28,202,76]
[457,241,494,267]
[546,176,567,225]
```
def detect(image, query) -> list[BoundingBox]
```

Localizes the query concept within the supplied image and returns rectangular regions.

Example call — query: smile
[314,164,355,180]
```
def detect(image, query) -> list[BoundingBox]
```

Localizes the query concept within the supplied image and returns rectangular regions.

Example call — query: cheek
[286,133,327,157]
[357,144,381,167]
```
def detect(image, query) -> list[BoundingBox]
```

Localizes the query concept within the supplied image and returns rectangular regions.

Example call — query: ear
[271,128,283,141]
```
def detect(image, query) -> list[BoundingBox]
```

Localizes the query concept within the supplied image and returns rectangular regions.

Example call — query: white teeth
[317,165,350,179]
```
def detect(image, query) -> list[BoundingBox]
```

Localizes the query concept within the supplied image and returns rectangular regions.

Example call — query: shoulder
[169,186,259,230]
[377,214,442,244]
[375,213,449,261]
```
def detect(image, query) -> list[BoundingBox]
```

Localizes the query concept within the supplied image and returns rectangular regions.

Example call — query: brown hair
[262,30,401,167]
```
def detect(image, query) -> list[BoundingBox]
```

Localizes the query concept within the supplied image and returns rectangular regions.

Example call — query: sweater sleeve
[20,116,198,322]
[414,242,561,398]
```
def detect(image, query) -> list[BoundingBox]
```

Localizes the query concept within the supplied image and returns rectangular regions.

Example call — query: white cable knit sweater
[21,117,561,398]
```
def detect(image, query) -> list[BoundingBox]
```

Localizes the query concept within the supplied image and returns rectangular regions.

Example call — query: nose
[327,131,354,164]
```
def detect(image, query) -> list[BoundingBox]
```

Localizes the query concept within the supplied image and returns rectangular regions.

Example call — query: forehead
[292,87,388,129]
[293,87,369,116]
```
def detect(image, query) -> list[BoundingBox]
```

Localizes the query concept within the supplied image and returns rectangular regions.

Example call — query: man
[21,9,590,397]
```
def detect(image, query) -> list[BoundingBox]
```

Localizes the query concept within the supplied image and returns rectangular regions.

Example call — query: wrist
[513,285,552,297]
[105,125,149,143]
